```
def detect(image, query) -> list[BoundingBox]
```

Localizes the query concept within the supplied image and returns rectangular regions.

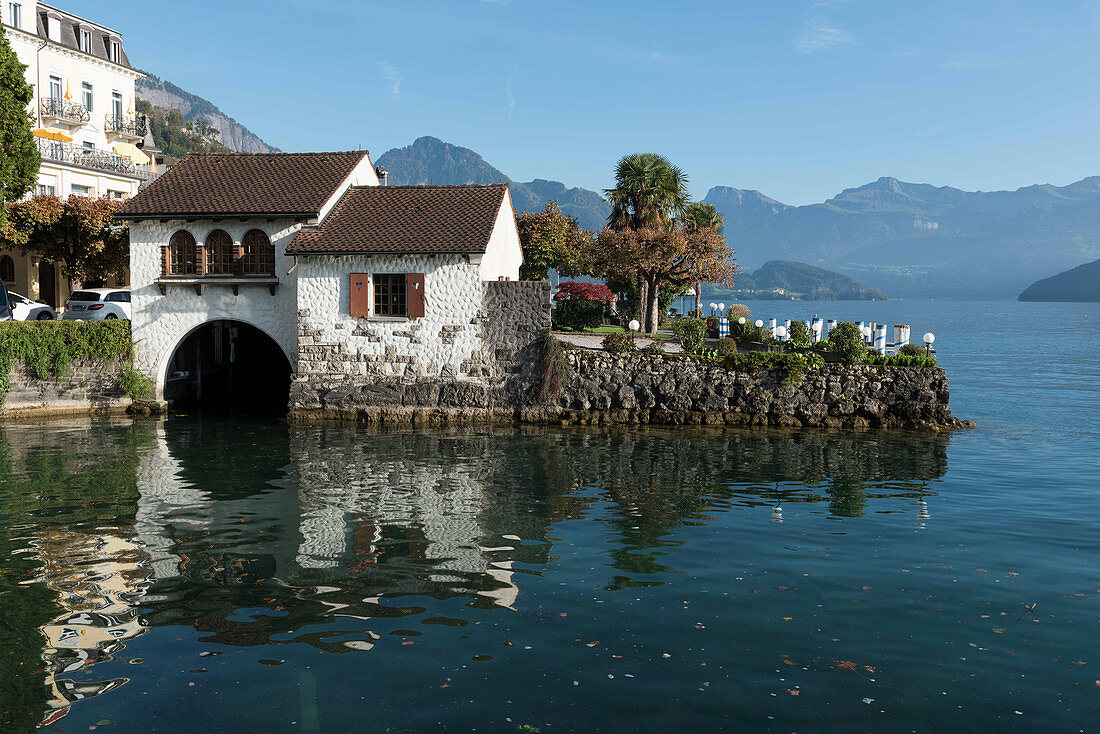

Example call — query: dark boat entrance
[165,320,291,413]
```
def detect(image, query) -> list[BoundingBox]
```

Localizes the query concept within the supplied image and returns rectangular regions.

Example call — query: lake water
[1,300,1098,732]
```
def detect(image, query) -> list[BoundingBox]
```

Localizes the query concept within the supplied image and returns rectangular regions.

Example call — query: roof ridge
[181,151,369,158]
[348,183,509,190]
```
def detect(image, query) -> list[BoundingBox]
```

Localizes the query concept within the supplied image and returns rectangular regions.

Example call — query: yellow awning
[113,142,150,165]
[33,127,74,142]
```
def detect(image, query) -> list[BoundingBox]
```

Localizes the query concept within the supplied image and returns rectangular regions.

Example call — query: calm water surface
[0,300,1098,732]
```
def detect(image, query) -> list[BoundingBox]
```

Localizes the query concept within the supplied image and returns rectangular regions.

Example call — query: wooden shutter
[160,245,169,276]
[406,273,425,318]
[350,273,370,317]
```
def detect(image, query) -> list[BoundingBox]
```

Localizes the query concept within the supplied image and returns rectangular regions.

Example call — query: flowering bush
[555,281,616,306]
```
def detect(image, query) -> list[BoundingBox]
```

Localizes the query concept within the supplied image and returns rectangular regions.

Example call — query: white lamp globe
[754,319,764,328]
[628,319,641,332]
[923,332,935,344]
[718,302,726,312]
[775,326,787,338]
[709,302,717,311]
[812,321,822,333]
[738,317,746,325]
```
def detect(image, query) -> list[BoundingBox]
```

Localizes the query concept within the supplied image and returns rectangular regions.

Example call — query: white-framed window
[82,81,93,111]
[36,184,56,196]
[107,189,125,200]
[111,90,123,119]
[8,3,21,28]
[71,184,93,196]
[108,40,121,64]
[46,13,60,41]
[48,75,62,101]
[82,141,94,150]
[79,28,91,53]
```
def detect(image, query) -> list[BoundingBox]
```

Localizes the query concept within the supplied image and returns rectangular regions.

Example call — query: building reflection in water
[30,530,152,728]
[127,419,949,652]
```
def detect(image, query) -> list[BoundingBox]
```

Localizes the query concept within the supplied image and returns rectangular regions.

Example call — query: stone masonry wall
[289,280,550,422]
[2,358,128,417]
[549,350,968,430]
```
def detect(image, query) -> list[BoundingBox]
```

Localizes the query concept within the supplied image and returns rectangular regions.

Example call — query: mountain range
[1018,257,1100,302]
[135,78,1100,300]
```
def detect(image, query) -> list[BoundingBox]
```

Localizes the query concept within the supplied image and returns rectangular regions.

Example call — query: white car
[7,291,57,321]
[61,288,131,320]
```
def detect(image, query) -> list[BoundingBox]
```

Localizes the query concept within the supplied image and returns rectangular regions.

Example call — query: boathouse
[117,151,548,412]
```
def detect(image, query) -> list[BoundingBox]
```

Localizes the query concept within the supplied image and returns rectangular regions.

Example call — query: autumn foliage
[516,201,594,281]
[555,281,616,305]
[1,195,129,283]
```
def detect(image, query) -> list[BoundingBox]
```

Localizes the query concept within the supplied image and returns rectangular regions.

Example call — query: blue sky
[78,0,1100,205]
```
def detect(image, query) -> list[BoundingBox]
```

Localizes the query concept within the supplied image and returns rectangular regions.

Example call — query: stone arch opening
[164,320,291,413]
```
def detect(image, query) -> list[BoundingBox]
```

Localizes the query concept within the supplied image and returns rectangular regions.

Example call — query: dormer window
[78,27,91,53]
[107,39,121,64]
[45,11,60,41]
[8,3,21,29]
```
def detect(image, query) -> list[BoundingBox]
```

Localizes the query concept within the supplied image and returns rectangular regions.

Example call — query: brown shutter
[350,273,370,317]
[195,243,205,277]
[406,273,425,318]
[160,245,169,276]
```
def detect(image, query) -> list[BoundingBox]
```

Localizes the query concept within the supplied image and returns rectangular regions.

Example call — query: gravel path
[553,330,685,353]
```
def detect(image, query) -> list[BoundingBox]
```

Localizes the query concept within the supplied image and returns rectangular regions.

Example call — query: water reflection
[0,417,950,729]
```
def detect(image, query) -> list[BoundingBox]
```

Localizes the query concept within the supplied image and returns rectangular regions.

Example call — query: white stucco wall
[478,190,523,282]
[317,154,380,222]
[130,218,302,398]
[297,254,486,377]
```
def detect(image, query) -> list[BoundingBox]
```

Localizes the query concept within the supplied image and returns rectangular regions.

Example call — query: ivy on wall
[0,321,138,405]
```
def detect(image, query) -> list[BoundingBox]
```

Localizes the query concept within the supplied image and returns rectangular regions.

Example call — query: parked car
[7,291,57,320]
[61,289,131,320]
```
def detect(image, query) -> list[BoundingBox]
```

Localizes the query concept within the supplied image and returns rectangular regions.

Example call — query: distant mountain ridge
[136,74,279,154]
[710,260,886,301]
[1018,258,1100,302]
[704,176,1100,298]
[374,137,609,231]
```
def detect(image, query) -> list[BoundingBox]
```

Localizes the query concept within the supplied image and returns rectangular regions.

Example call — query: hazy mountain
[1019,258,1100,302]
[704,176,1100,299]
[375,137,609,231]
[709,260,886,301]
[136,74,279,154]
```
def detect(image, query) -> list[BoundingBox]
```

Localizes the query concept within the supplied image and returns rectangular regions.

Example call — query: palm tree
[680,203,725,316]
[604,153,689,231]
[604,154,690,331]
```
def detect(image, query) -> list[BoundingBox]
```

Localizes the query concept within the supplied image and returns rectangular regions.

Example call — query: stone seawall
[288,281,551,422]
[553,350,968,430]
[2,359,129,420]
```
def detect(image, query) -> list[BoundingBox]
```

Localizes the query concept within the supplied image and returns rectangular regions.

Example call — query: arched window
[240,229,274,275]
[0,255,14,283]
[205,230,234,275]
[168,230,196,275]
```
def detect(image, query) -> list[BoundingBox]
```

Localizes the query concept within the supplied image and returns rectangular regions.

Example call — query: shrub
[641,341,665,356]
[553,299,604,331]
[603,331,636,354]
[673,317,708,355]
[788,320,812,347]
[120,364,155,400]
[898,343,926,357]
[714,337,739,357]
[537,330,571,402]
[866,354,937,368]
[726,304,751,321]
[730,319,774,343]
[722,350,825,385]
[555,281,615,306]
[705,316,719,338]
[826,321,867,365]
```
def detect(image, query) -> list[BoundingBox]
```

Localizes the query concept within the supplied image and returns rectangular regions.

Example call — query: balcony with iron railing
[40,97,91,126]
[104,113,148,140]
[36,138,154,180]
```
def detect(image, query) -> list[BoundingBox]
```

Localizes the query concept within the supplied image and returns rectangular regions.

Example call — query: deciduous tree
[516,201,594,281]
[1,195,129,284]
[0,31,39,226]
[592,225,738,334]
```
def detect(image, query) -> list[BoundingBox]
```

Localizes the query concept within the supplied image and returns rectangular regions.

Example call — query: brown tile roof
[116,151,371,219]
[286,184,508,255]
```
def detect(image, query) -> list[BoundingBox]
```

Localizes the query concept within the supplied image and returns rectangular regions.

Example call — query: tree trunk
[694,281,701,318]
[646,275,661,334]
[637,273,649,332]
